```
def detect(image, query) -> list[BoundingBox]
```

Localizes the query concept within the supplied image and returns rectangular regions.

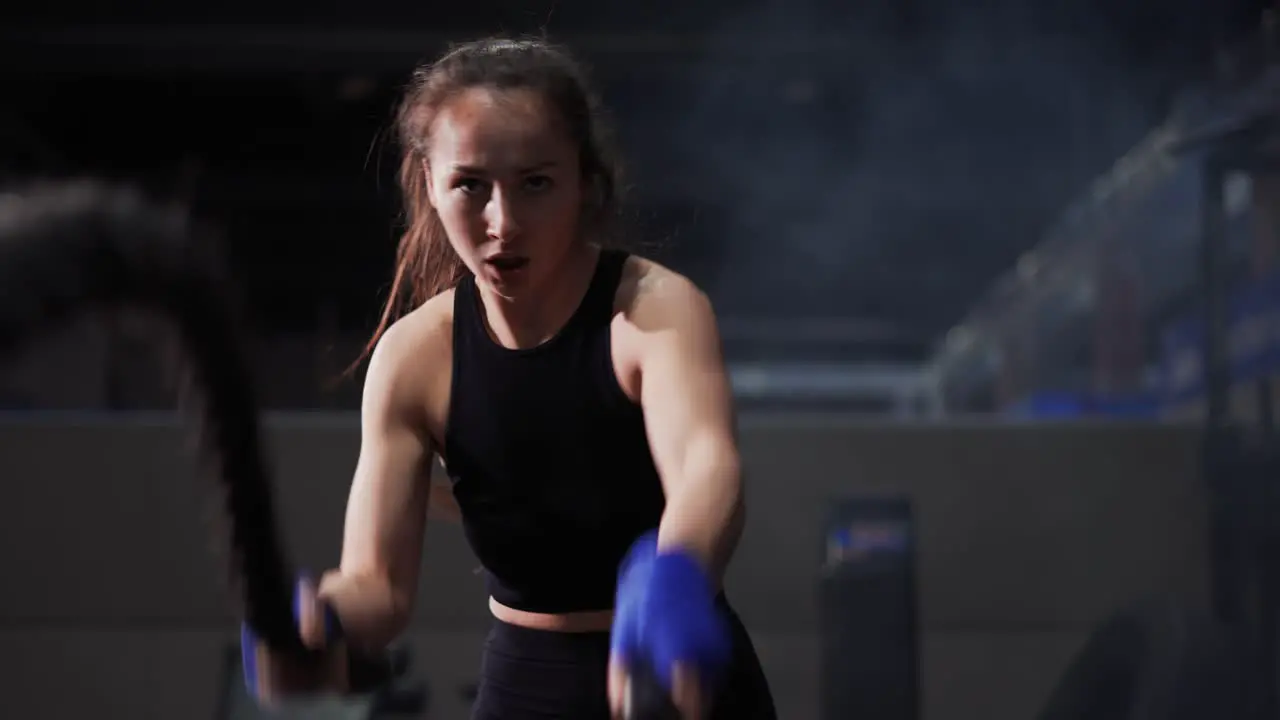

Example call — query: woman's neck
[476,243,600,349]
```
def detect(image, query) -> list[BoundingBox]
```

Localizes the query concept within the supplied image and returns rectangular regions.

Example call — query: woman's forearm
[318,480,449,652]
[317,570,412,653]
[656,441,745,583]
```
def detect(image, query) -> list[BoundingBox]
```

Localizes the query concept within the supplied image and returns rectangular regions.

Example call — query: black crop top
[442,249,667,613]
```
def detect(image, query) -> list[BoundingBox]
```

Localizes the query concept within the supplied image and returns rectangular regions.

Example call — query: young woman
[244,37,776,720]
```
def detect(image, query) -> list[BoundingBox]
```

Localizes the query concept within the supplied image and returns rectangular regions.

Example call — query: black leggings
[470,601,777,720]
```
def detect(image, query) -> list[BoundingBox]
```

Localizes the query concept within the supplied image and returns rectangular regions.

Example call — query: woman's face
[425,86,584,300]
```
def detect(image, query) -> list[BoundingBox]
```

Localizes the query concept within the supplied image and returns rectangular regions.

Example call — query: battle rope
[0,180,314,661]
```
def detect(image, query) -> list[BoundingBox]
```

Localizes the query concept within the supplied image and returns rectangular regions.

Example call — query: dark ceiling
[0,0,1268,360]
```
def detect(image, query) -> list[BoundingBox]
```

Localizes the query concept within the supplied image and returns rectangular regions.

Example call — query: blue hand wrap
[610,531,732,694]
[240,574,343,696]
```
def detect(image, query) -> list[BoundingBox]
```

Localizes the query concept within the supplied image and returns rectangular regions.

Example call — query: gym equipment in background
[818,494,920,720]
[216,644,430,720]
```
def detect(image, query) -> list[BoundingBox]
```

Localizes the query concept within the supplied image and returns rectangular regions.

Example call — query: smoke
[659,0,1167,329]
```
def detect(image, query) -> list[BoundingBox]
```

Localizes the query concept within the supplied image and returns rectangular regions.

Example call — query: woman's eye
[454,178,486,195]
[524,175,553,192]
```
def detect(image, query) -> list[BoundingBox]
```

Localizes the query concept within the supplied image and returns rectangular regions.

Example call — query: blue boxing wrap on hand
[610,530,732,694]
[240,574,344,696]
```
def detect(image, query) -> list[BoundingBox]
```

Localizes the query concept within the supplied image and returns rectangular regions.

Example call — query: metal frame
[1173,71,1280,716]
[216,645,430,720]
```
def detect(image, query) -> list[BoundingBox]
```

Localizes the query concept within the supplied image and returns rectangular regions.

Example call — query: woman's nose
[484,188,522,241]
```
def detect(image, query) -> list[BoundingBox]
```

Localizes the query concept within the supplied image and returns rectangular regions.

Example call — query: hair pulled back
[357,37,623,367]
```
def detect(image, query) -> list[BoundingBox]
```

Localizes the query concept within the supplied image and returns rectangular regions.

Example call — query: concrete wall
[0,416,1208,720]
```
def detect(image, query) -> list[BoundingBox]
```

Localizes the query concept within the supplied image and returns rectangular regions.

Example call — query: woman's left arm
[634,274,745,582]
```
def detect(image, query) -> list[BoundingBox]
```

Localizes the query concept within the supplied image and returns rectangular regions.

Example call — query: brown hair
[355,37,623,370]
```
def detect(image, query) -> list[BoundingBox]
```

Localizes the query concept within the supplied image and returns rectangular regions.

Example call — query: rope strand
[0,180,311,659]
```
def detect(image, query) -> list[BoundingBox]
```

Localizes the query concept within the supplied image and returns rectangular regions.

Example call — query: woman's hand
[241,577,350,703]
[608,532,730,720]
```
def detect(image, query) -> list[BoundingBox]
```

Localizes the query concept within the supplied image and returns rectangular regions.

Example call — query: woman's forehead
[430,87,574,170]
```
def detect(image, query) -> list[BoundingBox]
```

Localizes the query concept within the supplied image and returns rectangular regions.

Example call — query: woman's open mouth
[484,255,530,281]
[486,255,529,271]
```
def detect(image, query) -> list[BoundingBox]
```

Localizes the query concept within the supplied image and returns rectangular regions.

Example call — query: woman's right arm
[317,319,437,653]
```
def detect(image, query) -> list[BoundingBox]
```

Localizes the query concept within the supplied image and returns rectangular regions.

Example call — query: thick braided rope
[0,180,312,659]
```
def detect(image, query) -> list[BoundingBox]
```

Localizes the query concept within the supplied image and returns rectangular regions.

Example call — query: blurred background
[0,0,1272,418]
[2,1,1280,719]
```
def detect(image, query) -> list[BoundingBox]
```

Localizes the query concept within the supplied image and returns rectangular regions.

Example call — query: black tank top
[442,249,667,613]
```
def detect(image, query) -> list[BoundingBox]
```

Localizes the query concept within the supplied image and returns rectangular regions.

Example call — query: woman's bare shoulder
[615,254,708,318]
[364,289,456,397]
